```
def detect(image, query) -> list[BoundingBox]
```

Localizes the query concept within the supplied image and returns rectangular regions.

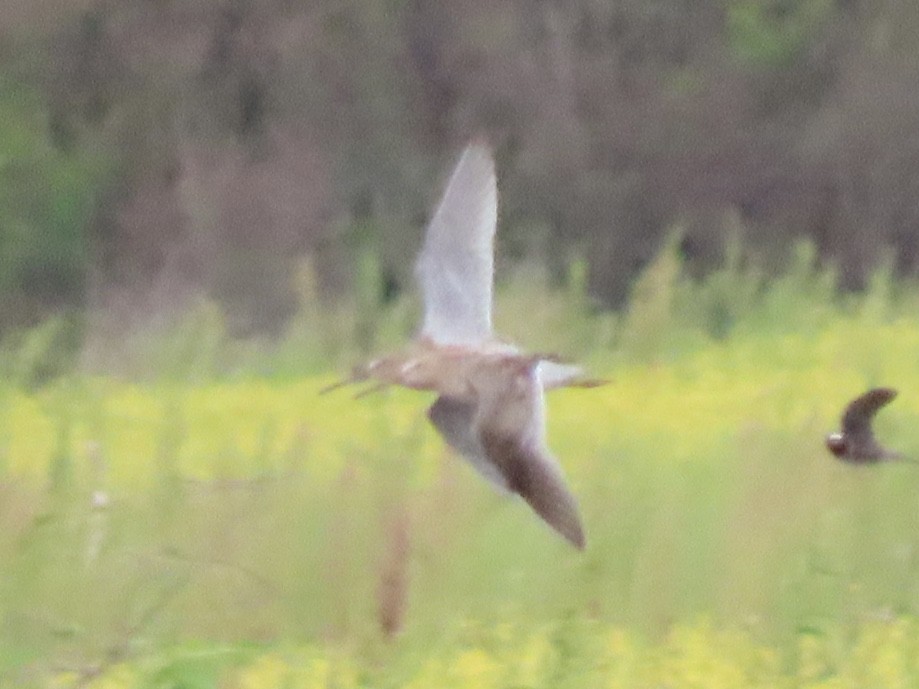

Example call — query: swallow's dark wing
[841,387,897,447]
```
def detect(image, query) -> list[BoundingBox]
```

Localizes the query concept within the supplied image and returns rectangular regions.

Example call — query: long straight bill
[319,364,371,395]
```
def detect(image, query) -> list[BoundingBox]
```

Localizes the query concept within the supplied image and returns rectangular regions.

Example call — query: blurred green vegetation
[4,248,919,685]
[0,77,111,332]
[3,0,919,336]
[727,0,834,66]
[2,1,919,684]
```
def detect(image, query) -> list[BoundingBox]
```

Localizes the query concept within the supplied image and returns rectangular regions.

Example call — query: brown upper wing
[480,431,585,549]
[427,395,510,490]
[475,363,585,549]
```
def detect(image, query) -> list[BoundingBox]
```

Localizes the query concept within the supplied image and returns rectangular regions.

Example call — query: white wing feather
[415,141,497,345]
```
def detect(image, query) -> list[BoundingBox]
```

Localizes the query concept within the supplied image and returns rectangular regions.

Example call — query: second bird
[826,387,900,463]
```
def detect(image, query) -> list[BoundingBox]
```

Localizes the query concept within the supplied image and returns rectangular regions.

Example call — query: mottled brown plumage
[323,140,602,548]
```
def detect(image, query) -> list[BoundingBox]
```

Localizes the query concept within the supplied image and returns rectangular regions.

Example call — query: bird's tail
[535,357,609,391]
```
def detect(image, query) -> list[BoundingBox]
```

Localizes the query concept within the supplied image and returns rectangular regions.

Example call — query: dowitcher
[826,387,900,463]
[324,139,603,549]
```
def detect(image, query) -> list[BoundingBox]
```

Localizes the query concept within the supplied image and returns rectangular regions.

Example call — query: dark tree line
[2,0,919,334]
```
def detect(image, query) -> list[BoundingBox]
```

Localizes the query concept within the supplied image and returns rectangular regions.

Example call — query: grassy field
[6,246,919,687]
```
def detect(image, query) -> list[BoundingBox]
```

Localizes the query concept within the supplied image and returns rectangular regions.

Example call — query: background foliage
[4,1,919,686]
[4,255,919,686]
[2,0,919,343]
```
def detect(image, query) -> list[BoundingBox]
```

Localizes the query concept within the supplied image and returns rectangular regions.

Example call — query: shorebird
[826,387,901,463]
[324,139,603,549]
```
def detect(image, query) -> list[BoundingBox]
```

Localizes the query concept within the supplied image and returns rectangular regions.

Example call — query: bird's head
[825,432,847,457]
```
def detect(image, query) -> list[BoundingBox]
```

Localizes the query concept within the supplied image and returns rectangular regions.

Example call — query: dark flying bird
[323,139,603,549]
[826,387,900,463]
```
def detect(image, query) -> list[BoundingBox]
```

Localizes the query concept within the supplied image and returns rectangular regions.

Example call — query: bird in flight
[323,139,603,549]
[826,387,901,463]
